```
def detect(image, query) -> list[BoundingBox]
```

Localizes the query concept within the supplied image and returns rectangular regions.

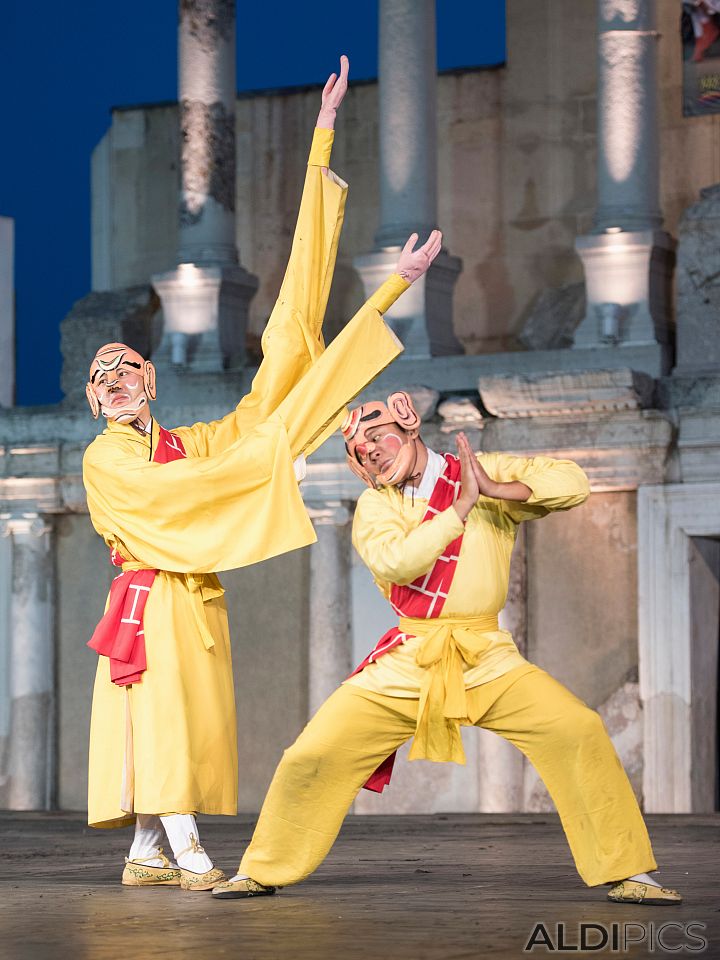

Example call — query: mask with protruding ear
[387,391,420,438]
[86,382,100,420]
[144,361,157,401]
[341,390,423,487]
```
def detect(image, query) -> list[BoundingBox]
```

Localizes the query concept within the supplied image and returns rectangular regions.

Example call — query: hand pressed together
[453,433,532,522]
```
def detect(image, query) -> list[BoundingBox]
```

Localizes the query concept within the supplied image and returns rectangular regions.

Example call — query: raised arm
[175,57,352,458]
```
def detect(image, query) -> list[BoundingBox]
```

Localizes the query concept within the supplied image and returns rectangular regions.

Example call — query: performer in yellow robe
[82,56,443,891]
[214,392,682,906]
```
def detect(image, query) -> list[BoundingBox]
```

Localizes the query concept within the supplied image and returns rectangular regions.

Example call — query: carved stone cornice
[480,409,673,492]
[478,368,654,419]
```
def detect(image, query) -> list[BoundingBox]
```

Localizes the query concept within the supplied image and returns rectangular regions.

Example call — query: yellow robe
[347,451,590,701]
[84,127,407,828]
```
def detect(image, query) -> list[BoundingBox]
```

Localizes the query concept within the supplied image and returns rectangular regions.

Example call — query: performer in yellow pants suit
[214,393,682,906]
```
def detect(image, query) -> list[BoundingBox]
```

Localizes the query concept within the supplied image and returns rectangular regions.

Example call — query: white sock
[160,813,213,873]
[128,814,172,868]
[227,873,250,883]
[628,872,661,888]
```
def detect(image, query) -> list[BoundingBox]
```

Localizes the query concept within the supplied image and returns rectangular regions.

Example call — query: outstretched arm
[300,230,444,458]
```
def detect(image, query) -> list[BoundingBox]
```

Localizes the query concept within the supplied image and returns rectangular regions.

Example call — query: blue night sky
[0,1,505,407]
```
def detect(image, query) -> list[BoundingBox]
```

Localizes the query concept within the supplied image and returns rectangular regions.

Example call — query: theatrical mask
[341,391,421,488]
[86,343,157,426]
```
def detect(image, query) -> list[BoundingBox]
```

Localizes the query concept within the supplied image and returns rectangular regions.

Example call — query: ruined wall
[524,491,643,807]
[92,0,720,359]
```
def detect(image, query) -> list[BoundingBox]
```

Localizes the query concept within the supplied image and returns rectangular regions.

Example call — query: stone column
[307,502,352,717]
[1,515,54,810]
[153,0,257,371]
[573,0,674,355]
[476,525,527,812]
[354,0,462,358]
[0,217,14,407]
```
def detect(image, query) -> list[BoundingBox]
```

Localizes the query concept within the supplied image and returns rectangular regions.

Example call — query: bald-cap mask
[86,342,157,425]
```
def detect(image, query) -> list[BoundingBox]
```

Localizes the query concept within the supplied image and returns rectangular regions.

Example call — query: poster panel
[683,1,720,115]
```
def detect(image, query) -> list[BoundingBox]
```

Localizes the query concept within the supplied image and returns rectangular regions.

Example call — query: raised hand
[396,230,443,284]
[317,55,350,130]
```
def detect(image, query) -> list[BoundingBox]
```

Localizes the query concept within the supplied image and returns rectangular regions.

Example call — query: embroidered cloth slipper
[607,880,682,905]
[122,848,181,887]
[212,877,276,900]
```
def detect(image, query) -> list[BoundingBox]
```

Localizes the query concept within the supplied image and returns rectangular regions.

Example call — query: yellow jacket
[347,451,590,764]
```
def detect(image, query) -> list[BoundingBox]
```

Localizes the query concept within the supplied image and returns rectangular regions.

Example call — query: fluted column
[153,0,257,371]
[573,0,674,355]
[1,515,54,809]
[307,502,352,717]
[354,0,462,358]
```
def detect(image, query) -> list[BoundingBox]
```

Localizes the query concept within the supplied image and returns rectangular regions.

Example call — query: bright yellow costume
[83,127,408,828]
[237,451,658,888]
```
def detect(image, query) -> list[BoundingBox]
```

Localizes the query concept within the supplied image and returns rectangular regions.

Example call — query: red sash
[349,454,464,791]
[87,426,187,686]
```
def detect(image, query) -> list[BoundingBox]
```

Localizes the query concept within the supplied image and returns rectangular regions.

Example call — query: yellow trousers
[239,664,656,887]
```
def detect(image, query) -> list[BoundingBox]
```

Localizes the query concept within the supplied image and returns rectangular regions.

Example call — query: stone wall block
[479,368,654,419]
[59,286,159,404]
[675,184,720,374]
[518,283,586,351]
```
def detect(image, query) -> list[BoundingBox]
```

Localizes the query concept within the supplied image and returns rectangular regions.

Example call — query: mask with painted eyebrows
[341,391,421,489]
[86,342,157,425]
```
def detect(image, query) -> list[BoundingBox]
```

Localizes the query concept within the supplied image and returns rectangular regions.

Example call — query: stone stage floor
[0,813,717,960]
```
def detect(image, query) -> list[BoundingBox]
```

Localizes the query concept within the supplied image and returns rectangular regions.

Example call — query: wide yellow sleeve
[352,489,465,588]
[82,417,316,574]
[175,127,347,458]
[299,273,411,456]
[479,452,590,523]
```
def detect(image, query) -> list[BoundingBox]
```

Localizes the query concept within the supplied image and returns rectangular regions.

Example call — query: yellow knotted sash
[121,561,224,652]
[400,614,499,764]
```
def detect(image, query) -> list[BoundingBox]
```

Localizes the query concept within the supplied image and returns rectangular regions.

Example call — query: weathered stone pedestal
[152,263,258,371]
[573,1,675,365]
[574,230,675,353]
[153,0,258,371]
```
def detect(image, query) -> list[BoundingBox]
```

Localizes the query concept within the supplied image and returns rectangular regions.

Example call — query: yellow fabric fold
[308,126,335,167]
[400,614,499,764]
[120,559,222,653]
[366,273,411,315]
[186,574,224,651]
